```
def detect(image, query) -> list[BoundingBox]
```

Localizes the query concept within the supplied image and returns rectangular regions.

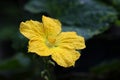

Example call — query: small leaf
[48,60,55,66]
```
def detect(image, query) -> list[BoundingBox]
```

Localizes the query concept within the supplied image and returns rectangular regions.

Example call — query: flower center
[46,37,56,48]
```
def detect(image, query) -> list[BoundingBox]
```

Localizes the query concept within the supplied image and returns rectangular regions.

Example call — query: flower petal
[42,15,61,37]
[20,20,45,39]
[28,37,51,56]
[56,32,86,50]
[51,47,80,67]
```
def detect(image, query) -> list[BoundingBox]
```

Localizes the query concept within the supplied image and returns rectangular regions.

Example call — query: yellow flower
[20,15,86,67]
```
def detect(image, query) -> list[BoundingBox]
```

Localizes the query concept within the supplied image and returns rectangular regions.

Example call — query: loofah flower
[20,15,86,67]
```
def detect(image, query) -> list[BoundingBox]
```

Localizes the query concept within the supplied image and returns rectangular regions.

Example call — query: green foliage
[0,26,17,40]
[97,0,120,16]
[0,53,31,74]
[112,0,120,8]
[0,26,28,53]
[25,0,117,39]
[90,59,120,75]
[115,20,120,26]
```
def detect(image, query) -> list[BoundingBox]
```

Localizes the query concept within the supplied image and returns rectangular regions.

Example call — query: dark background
[0,0,120,80]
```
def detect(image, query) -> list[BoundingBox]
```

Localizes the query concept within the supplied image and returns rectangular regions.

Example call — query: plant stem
[41,57,55,80]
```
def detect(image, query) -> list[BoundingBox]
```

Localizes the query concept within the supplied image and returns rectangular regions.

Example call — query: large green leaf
[25,0,117,39]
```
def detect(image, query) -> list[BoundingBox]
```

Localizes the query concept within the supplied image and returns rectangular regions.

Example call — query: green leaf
[96,0,120,17]
[25,0,117,39]
[62,26,103,39]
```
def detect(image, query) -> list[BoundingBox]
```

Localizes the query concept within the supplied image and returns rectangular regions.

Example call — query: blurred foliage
[25,0,117,39]
[0,53,32,80]
[0,0,120,80]
[90,59,120,75]
[56,59,120,80]
[97,0,120,26]
[0,26,17,40]
[90,59,120,80]
[0,53,30,71]
[97,0,120,16]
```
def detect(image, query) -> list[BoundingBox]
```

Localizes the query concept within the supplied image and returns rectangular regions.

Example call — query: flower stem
[33,54,55,80]
[42,57,55,80]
